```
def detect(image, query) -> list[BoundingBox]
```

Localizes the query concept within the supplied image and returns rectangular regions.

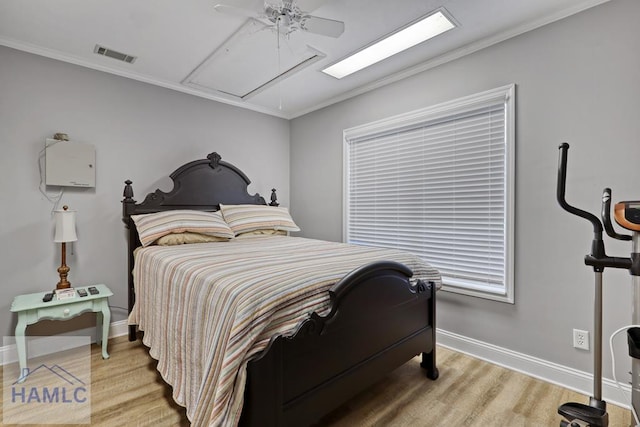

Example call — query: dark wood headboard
[121,152,274,339]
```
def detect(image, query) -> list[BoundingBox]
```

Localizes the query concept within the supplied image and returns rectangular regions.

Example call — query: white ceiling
[0,0,609,119]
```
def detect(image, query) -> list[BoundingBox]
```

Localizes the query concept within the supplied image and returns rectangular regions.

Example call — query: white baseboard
[0,319,129,366]
[437,329,632,410]
[106,319,130,338]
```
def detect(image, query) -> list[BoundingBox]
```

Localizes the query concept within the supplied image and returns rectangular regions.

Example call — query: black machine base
[558,399,608,427]
[628,327,640,360]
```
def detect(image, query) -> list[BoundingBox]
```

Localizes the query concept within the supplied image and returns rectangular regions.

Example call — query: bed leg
[421,351,439,380]
[128,325,137,341]
[420,281,438,380]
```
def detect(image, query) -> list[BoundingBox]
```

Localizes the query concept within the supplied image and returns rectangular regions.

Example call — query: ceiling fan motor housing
[216,0,344,38]
[266,2,307,33]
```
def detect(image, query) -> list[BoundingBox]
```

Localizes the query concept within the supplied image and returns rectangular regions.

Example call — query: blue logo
[11,364,87,404]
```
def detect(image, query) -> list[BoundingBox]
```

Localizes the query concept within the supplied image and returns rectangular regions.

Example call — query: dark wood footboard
[241,261,437,427]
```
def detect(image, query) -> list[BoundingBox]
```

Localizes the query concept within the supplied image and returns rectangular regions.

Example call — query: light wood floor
[0,335,632,426]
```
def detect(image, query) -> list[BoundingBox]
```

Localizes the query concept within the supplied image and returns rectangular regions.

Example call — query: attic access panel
[183,19,325,99]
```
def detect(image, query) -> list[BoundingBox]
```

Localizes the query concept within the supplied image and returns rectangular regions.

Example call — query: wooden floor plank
[0,335,632,426]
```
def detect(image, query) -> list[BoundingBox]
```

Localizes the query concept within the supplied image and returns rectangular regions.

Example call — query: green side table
[10,284,113,381]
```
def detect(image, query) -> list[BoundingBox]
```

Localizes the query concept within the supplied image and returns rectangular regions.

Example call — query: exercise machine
[556,142,640,427]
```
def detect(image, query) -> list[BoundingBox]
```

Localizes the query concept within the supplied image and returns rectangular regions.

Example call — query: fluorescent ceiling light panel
[322,10,456,79]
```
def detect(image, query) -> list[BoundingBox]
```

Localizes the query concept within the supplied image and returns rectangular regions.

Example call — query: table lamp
[54,205,77,289]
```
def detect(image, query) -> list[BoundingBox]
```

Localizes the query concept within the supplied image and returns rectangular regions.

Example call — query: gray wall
[290,0,640,379]
[0,46,290,337]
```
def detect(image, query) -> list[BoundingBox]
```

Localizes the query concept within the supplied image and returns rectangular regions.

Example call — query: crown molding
[290,0,611,119]
[1,0,611,120]
[0,37,291,119]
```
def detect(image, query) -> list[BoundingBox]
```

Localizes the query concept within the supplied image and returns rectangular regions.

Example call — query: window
[344,85,515,302]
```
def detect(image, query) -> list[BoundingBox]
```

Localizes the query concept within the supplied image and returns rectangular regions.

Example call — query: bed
[122,152,441,426]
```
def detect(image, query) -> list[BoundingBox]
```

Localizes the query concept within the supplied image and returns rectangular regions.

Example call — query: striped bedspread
[129,235,441,426]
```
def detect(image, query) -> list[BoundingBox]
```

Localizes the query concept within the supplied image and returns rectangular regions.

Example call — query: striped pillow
[131,210,234,247]
[219,204,300,236]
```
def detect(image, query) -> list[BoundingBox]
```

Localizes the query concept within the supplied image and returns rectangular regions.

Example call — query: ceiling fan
[214,0,345,38]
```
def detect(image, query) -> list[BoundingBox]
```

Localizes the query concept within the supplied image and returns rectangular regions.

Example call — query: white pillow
[156,232,230,246]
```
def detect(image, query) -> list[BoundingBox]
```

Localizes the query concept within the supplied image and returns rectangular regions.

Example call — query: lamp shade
[54,206,78,243]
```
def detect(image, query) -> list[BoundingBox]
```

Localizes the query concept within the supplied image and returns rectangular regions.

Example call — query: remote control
[42,293,54,302]
[88,286,99,295]
[77,289,88,297]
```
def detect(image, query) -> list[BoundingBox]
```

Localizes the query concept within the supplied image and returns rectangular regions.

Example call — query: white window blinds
[344,85,514,302]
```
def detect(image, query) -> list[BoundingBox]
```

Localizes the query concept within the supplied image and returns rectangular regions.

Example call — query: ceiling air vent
[93,45,137,64]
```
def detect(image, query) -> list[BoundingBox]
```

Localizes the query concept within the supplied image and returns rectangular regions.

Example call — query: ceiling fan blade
[213,3,258,19]
[296,0,328,13]
[301,15,345,38]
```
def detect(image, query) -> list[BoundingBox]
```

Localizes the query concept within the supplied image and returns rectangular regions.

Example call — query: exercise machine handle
[557,143,603,237]
[601,188,631,241]
[557,144,632,271]
[557,143,605,258]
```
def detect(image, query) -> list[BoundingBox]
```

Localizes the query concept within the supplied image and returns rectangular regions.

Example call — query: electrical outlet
[573,329,590,350]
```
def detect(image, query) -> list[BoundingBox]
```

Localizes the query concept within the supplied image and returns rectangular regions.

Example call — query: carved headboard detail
[122,152,266,219]
[121,152,272,336]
